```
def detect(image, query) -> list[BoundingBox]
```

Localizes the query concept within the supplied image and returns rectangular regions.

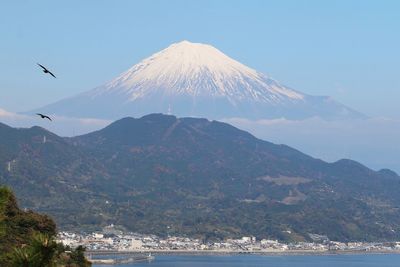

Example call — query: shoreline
[87,249,400,257]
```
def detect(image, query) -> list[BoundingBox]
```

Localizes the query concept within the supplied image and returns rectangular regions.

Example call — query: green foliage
[11,248,33,267]
[52,245,90,267]
[11,234,57,267]
[0,186,91,266]
[1,115,400,242]
[70,246,89,267]
[0,186,56,265]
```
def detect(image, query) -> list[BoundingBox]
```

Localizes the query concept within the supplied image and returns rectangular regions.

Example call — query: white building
[131,239,143,249]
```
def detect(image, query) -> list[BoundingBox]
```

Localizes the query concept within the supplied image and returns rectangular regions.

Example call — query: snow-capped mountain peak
[35,41,364,120]
[92,40,304,103]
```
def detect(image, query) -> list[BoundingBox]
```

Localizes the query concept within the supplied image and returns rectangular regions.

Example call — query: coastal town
[57,225,400,254]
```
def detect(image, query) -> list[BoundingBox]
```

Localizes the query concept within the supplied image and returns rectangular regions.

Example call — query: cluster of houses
[57,225,400,253]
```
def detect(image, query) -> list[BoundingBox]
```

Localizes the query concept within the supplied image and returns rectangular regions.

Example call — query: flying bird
[36,113,52,121]
[37,63,56,78]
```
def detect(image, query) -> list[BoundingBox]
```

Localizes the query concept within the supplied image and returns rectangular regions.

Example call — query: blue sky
[1,0,399,117]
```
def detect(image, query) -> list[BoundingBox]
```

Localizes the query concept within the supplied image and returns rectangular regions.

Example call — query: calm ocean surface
[93,254,400,267]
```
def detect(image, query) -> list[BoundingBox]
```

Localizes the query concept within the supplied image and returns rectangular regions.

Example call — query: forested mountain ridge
[1,114,399,242]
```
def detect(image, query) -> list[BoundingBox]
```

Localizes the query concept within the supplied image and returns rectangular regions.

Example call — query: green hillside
[0,186,90,266]
[1,114,400,242]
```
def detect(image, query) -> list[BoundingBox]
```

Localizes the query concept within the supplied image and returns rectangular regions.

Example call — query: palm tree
[29,233,57,267]
[12,233,57,267]
[12,247,35,267]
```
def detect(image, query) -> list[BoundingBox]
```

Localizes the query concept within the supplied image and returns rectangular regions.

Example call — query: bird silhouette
[36,113,52,121]
[37,63,56,78]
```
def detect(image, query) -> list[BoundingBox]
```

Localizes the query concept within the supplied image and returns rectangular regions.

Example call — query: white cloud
[0,108,111,136]
[0,108,29,119]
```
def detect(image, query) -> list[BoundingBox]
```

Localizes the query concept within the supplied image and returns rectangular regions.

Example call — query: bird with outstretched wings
[36,113,52,121]
[37,63,56,78]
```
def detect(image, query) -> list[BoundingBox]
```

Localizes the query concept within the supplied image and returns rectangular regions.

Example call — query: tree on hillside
[0,186,91,266]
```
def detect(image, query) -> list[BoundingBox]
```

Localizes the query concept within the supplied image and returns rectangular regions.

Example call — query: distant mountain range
[0,114,399,242]
[34,41,364,120]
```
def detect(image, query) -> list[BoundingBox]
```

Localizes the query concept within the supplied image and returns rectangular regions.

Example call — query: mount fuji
[35,41,364,120]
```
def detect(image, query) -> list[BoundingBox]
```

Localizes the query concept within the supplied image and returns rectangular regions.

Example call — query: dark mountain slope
[0,124,110,229]
[1,115,400,241]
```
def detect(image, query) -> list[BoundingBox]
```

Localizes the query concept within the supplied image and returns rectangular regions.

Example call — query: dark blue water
[93,254,400,267]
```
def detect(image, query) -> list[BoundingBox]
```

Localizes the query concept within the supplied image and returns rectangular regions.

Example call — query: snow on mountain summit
[92,40,304,103]
[35,41,365,120]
